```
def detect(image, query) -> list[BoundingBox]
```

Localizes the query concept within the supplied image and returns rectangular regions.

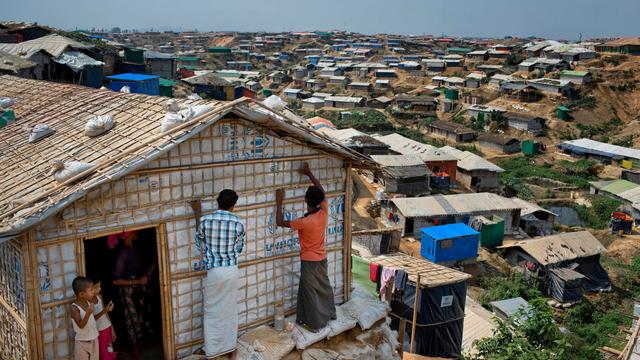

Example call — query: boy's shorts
[74,338,98,360]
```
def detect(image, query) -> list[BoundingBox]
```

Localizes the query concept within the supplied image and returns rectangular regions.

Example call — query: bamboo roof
[370,252,471,288]
[0,75,373,242]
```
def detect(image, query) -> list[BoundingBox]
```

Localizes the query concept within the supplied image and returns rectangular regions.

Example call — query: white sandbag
[327,305,358,338]
[165,99,181,112]
[188,93,202,100]
[235,340,264,360]
[262,95,287,112]
[238,325,295,360]
[356,319,400,360]
[51,160,95,183]
[84,114,114,137]
[99,86,108,91]
[28,124,55,143]
[287,316,330,350]
[119,85,131,93]
[301,349,346,360]
[341,297,389,330]
[0,97,15,109]
[160,104,214,132]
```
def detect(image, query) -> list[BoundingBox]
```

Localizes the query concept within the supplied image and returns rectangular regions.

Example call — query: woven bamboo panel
[31,119,349,358]
[370,252,471,288]
[0,239,26,316]
[0,302,28,359]
[0,239,28,360]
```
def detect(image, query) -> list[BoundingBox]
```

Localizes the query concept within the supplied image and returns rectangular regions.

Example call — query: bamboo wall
[29,118,348,359]
[0,239,28,360]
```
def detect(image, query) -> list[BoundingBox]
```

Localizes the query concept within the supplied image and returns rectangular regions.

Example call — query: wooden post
[23,231,45,360]
[410,274,421,354]
[398,318,406,357]
[343,164,353,301]
[156,224,176,359]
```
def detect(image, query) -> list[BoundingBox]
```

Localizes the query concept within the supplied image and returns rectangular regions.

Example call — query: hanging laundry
[369,262,380,282]
[380,267,397,302]
[394,269,408,292]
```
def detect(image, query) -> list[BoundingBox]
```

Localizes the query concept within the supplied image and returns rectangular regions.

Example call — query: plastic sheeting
[393,281,466,358]
[548,269,584,302]
[574,255,612,292]
[53,51,104,72]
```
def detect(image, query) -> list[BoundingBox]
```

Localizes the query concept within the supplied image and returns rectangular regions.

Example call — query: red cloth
[98,327,117,360]
[369,262,380,282]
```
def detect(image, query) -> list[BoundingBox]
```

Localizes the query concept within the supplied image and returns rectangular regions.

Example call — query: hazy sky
[3,0,638,40]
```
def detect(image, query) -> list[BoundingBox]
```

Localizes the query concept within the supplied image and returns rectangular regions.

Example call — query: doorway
[84,227,164,359]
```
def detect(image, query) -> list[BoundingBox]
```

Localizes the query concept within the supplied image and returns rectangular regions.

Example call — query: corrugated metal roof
[0,33,92,58]
[490,297,531,319]
[374,133,458,161]
[560,138,640,161]
[463,297,496,356]
[420,223,479,241]
[440,146,504,172]
[594,179,640,195]
[499,231,606,266]
[510,197,558,217]
[549,268,586,281]
[0,50,36,72]
[371,154,425,167]
[391,193,523,218]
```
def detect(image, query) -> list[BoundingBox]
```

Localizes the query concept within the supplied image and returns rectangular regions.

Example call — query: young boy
[71,276,99,360]
[91,281,116,360]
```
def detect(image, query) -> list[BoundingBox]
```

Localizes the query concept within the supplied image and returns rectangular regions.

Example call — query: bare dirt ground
[351,173,380,230]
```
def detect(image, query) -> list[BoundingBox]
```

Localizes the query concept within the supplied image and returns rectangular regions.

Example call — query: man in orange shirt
[275,163,336,331]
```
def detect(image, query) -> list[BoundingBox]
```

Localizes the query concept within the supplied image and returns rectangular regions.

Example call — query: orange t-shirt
[290,201,328,261]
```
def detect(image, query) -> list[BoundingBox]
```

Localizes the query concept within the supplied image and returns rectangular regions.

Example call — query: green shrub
[573,195,621,229]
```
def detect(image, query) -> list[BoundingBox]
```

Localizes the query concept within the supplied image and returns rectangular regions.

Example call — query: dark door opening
[84,227,164,359]
[405,218,414,235]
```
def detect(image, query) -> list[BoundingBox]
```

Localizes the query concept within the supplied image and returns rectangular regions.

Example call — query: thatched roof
[0,76,373,241]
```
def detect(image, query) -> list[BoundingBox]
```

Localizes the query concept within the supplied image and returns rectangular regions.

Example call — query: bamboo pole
[0,98,249,220]
[410,274,421,353]
[398,318,406,357]
[156,224,176,360]
[23,231,45,360]
[131,154,325,175]
[343,164,353,301]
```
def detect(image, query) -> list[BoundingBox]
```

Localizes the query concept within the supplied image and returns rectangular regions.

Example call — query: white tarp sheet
[53,51,104,72]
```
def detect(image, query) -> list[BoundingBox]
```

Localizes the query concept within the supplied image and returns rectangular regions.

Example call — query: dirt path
[351,173,379,230]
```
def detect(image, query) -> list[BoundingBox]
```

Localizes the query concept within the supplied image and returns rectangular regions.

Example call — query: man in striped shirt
[191,189,244,360]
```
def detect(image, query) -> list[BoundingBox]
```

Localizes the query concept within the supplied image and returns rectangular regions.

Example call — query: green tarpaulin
[351,255,377,296]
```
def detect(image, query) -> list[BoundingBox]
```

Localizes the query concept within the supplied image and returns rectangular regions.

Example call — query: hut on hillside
[0,75,373,360]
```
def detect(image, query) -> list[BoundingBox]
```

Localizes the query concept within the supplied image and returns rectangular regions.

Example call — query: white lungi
[204,265,240,357]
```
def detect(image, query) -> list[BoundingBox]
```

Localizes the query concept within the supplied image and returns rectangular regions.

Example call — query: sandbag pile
[84,114,114,137]
[28,124,55,143]
[161,99,214,133]
[51,160,95,183]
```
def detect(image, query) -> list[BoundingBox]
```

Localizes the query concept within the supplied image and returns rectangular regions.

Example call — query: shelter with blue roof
[106,73,160,95]
[420,223,480,264]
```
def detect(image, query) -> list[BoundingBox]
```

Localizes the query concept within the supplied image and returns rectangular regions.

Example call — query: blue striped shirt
[195,210,245,269]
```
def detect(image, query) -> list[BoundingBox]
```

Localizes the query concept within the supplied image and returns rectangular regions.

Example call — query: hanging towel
[369,262,380,282]
[380,267,396,301]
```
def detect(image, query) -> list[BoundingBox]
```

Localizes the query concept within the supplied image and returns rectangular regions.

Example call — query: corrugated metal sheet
[500,231,606,266]
[440,146,504,172]
[371,154,424,167]
[391,193,523,218]
[0,33,92,58]
[463,297,496,356]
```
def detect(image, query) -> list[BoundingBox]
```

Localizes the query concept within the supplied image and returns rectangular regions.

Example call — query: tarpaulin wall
[31,118,348,359]
[394,281,467,358]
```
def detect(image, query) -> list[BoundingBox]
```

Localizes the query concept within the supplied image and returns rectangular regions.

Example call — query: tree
[470,299,571,360]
